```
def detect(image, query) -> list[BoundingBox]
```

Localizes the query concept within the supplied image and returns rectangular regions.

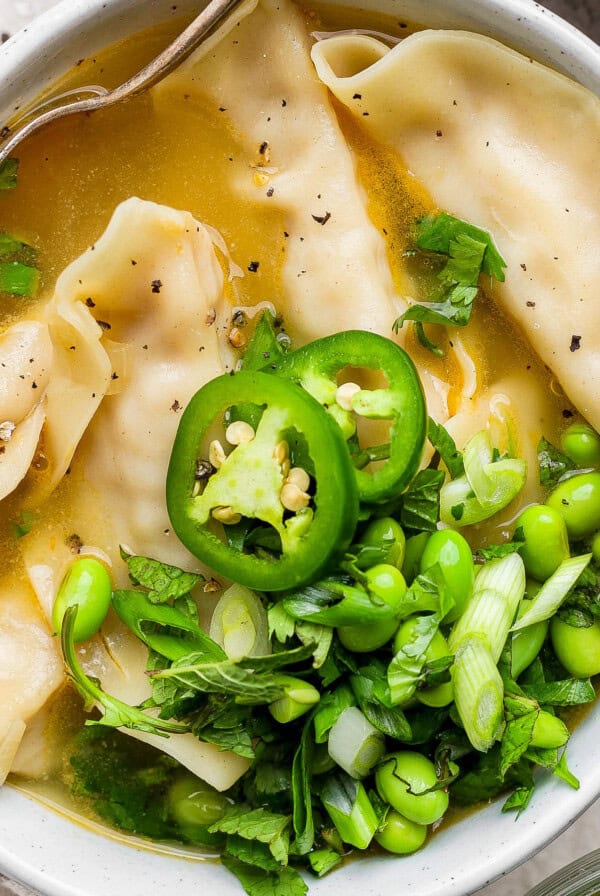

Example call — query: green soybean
[516,505,570,583]
[546,472,600,540]
[375,751,449,825]
[402,532,430,584]
[52,557,112,643]
[338,617,399,652]
[511,598,549,679]
[167,773,228,845]
[530,710,569,749]
[550,615,600,678]
[420,529,474,622]
[358,517,406,569]
[374,809,427,855]
[560,422,600,468]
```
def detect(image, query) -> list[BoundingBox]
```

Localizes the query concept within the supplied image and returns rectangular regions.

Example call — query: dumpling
[0,575,63,783]
[0,321,52,501]
[17,197,249,789]
[154,0,451,424]
[311,30,600,430]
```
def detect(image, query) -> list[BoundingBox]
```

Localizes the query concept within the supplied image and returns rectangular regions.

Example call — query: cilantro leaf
[0,260,39,296]
[0,158,18,191]
[393,212,506,353]
[475,542,524,561]
[291,715,315,855]
[307,849,342,877]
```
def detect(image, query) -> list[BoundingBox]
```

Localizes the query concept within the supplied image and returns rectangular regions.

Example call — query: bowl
[526,850,600,896]
[0,2,599,896]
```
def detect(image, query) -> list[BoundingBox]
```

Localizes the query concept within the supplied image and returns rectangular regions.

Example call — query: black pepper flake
[151,279,163,293]
[85,297,96,307]
[259,141,269,155]
[111,372,119,380]
[362,111,369,117]
[142,344,148,350]
[31,381,38,389]
[96,320,111,331]
[570,335,581,352]
[69,345,76,351]
[67,533,83,554]
[171,399,181,412]
[562,409,574,419]
[311,211,331,226]
[195,459,214,481]
[131,259,137,266]
[283,231,289,238]
[526,301,536,307]
[521,263,527,271]
[436,129,443,137]
[232,309,247,327]
[353,93,362,100]
[219,106,227,112]
[281,99,287,107]
[266,187,275,197]
[248,261,260,272]
[0,126,10,139]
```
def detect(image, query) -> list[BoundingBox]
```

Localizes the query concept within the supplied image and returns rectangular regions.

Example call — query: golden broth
[0,0,581,851]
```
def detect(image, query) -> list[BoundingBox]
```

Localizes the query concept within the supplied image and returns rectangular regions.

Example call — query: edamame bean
[420,529,474,622]
[402,532,430,584]
[550,615,600,678]
[374,809,427,855]
[546,472,600,540]
[511,598,549,679]
[167,773,228,845]
[364,564,407,608]
[515,504,570,583]
[357,517,406,569]
[393,617,453,707]
[338,617,399,652]
[52,557,112,643]
[375,751,449,825]
[530,710,569,749]
[560,423,600,469]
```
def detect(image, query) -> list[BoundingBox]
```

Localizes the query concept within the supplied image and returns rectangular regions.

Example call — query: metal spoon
[0,0,244,166]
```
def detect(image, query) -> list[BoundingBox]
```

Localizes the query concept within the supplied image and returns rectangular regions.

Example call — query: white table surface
[0,1,599,894]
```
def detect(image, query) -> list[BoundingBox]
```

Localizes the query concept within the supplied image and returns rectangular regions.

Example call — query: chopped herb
[537,436,577,488]
[0,157,18,191]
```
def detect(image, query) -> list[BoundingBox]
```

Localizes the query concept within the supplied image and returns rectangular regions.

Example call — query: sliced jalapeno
[166,370,359,591]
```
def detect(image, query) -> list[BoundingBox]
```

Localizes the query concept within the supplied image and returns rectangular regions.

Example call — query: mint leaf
[222,856,307,896]
[307,848,342,877]
[537,437,576,488]
[291,715,315,855]
[475,542,524,561]
[225,837,282,872]
[61,606,189,737]
[521,678,595,706]
[553,751,580,790]
[427,418,464,479]
[209,806,291,864]
[120,547,204,603]
[400,468,445,532]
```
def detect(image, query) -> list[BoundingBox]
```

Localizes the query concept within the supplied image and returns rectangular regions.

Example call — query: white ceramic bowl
[0,2,599,895]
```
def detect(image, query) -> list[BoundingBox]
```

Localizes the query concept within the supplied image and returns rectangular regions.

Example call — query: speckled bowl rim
[0,2,599,895]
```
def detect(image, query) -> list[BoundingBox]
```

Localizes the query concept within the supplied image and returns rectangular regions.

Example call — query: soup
[1,1,599,893]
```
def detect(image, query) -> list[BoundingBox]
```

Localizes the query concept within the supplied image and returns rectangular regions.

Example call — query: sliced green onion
[0,233,24,256]
[269,674,320,724]
[449,554,526,661]
[452,637,504,752]
[320,773,379,848]
[440,432,526,527]
[0,260,39,296]
[209,583,270,661]
[511,554,592,632]
[327,706,385,779]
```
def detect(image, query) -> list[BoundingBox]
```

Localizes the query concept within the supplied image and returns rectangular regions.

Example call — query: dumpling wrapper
[311,30,600,431]
[0,575,63,783]
[0,321,52,501]
[19,198,248,790]
[154,0,451,423]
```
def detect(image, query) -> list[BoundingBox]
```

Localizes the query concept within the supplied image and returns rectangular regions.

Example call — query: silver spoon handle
[0,0,243,165]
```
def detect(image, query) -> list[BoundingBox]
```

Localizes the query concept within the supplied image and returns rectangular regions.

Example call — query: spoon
[0,0,244,166]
